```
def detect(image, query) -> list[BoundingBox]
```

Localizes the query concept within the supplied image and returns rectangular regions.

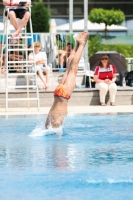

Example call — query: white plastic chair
[77,57,86,73]
[48,63,54,89]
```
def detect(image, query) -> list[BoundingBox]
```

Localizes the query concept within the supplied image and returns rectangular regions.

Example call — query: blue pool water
[0,113,133,200]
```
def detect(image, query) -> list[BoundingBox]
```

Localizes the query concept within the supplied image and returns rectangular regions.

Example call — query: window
[50,5,67,15]
[74,7,83,15]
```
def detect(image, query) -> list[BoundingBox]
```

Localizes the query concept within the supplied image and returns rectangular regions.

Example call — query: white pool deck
[0,105,133,115]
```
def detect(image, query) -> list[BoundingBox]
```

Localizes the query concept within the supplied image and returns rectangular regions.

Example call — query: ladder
[2,5,40,111]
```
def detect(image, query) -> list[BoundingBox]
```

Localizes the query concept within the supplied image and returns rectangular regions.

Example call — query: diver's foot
[76,31,89,45]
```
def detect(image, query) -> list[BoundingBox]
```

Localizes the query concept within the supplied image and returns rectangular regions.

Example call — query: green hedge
[27,2,50,32]
[88,35,133,58]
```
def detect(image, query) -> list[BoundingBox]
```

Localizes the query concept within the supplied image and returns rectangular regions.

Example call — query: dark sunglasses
[101,57,108,60]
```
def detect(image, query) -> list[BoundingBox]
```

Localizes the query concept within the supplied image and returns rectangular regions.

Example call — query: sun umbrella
[89,51,127,73]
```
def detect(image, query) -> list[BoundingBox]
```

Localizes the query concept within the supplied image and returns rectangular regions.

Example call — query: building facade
[0,0,133,19]
[43,0,133,21]
[0,0,133,23]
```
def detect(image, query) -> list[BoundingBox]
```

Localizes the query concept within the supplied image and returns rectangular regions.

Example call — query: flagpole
[69,0,73,33]
[84,0,88,69]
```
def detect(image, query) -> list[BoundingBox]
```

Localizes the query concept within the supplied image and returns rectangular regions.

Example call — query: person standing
[94,54,117,106]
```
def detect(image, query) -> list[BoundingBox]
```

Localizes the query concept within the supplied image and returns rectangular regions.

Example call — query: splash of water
[29,123,63,137]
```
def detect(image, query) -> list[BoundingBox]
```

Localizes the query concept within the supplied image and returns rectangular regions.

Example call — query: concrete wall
[0,88,133,108]
[0,72,133,108]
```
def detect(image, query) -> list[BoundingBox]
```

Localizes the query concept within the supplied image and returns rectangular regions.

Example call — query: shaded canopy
[89,51,127,73]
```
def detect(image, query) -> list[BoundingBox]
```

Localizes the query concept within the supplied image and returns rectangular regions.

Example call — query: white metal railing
[0,31,91,98]
[125,57,133,71]
[0,32,90,87]
[1,6,40,111]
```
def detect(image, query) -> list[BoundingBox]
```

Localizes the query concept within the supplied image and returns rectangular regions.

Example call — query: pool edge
[0,105,133,115]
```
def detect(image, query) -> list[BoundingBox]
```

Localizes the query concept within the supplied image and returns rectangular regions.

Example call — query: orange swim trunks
[54,84,70,99]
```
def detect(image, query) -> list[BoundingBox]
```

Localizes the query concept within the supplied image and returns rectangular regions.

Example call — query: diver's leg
[67,42,79,66]
[60,42,79,84]
[62,32,89,95]
[70,32,88,74]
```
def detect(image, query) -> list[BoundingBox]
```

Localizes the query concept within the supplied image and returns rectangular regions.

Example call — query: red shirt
[94,64,116,80]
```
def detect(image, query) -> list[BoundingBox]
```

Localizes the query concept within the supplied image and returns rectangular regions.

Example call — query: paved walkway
[0,105,133,115]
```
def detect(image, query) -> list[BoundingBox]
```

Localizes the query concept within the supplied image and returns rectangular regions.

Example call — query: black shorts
[5,9,28,19]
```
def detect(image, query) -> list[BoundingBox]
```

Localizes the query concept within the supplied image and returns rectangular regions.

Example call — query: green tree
[88,35,133,58]
[27,2,50,32]
[88,35,102,57]
[88,8,125,37]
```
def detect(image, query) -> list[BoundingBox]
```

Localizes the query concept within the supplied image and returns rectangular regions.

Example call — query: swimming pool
[0,113,133,200]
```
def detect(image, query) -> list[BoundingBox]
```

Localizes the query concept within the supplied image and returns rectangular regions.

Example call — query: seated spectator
[0,43,6,74]
[1,39,23,73]
[0,58,6,73]
[29,42,50,90]
[28,45,32,55]
[58,43,72,68]
[94,54,117,106]
[3,0,31,38]
[8,45,23,73]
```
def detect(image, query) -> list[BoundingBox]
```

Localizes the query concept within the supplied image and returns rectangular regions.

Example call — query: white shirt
[29,51,47,68]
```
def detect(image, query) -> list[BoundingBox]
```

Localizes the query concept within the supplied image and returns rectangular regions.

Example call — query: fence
[0,32,89,74]
[126,58,133,71]
[1,32,133,89]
